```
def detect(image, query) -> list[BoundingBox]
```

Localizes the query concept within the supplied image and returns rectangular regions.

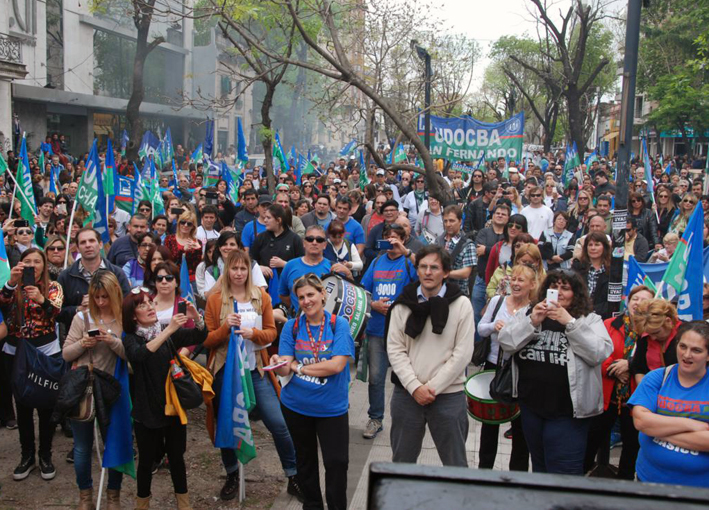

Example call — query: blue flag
[268,269,281,306]
[121,130,129,150]
[214,328,257,464]
[204,119,215,158]
[94,147,110,244]
[0,228,11,287]
[642,137,654,196]
[180,255,194,304]
[237,118,249,163]
[339,139,357,156]
[296,154,307,186]
[49,164,60,195]
[624,255,657,303]
[102,358,136,478]
[40,142,53,155]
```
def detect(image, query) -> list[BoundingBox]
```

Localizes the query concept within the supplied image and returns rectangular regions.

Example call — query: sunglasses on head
[304,236,326,243]
[156,274,176,283]
[131,286,151,295]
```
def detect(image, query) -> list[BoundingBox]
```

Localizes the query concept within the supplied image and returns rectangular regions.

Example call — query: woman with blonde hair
[487,240,545,299]
[669,192,698,236]
[63,272,125,509]
[478,264,537,471]
[204,250,300,502]
[502,186,523,214]
[630,298,682,383]
[164,208,202,291]
[567,189,594,236]
[655,185,676,239]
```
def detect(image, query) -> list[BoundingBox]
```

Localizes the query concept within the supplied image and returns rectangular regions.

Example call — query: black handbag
[489,347,516,405]
[472,296,505,366]
[167,339,203,410]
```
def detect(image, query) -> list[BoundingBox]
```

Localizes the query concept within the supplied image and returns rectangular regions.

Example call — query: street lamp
[411,40,432,151]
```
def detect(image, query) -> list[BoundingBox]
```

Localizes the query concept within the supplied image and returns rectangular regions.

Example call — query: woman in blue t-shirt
[270,274,354,510]
[629,321,709,488]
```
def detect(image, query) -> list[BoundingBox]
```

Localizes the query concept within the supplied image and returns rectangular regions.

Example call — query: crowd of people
[0,137,708,510]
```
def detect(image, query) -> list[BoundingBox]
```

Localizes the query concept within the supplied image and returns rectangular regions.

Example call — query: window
[220,75,231,98]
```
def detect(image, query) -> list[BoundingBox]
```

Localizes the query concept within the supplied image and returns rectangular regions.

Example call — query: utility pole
[412,40,432,150]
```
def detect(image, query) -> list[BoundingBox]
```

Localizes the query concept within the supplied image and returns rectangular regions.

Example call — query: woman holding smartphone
[0,248,63,481]
[270,274,354,510]
[498,269,613,475]
[62,272,126,509]
[122,288,205,510]
[204,250,301,502]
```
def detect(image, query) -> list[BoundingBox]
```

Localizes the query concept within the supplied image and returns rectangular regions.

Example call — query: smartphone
[22,266,35,287]
[14,219,29,228]
[376,239,393,250]
[170,207,184,216]
[263,360,289,372]
[57,204,67,215]
[88,329,100,337]
[546,289,559,304]
[177,301,187,315]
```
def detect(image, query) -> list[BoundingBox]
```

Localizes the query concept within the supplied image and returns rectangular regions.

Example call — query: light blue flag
[94,145,110,244]
[0,229,11,287]
[624,255,657,304]
[268,269,281,306]
[642,137,654,196]
[585,149,599,167]
[237,118,249,163]
[180,255,194,304]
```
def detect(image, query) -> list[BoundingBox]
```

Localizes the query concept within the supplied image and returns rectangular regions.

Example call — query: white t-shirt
[204,259,267,296]
[196,226,220,252]
[521,204,554,240]
[235,300,266,370]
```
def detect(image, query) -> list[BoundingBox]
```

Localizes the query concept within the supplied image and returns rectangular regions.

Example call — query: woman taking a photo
[539,212,575,271]
[630,298,683,383]
[122,288,205,509]
[164,209,202,291]
[63,272,126,509]
[270,274,354,510]
[204,250,301,502]
[498,269,613,475]
[629,320,709,488]
[583,285,654,479]
[477,265,535,471]
[0,248,63,481]
[572,232,611,319]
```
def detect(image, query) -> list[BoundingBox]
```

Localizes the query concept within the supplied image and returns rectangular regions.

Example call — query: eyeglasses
[304,236,327,243]
[156,274,176,283]
[383,208,398,214]
[46,245,65,252]
[135,301,155,311]
[179,221,194,227]
[507,222,524,230]
[139,243,153,248]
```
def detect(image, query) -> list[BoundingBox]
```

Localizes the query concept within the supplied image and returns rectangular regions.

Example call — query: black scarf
[384,281,463,339]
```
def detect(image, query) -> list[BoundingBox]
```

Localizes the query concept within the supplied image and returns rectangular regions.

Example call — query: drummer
[360,224,418,440]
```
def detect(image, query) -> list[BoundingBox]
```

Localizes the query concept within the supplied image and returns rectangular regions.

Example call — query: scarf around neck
[385,281,463,339]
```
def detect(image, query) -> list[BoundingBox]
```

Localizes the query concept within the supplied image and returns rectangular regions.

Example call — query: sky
[433,0,626,91]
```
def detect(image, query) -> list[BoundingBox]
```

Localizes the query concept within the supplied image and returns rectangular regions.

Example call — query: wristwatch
[296,363,304,376]
[565,318,577,331]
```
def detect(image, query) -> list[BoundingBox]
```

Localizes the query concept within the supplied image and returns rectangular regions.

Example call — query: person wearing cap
[241,195,272,252]
[374,168,387,189]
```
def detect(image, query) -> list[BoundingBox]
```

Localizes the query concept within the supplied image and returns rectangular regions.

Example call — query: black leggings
[584,404,639,479]
[134,421,188,498]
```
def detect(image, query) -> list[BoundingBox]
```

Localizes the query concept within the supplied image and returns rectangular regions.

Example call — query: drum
[323,274,371,342]
[464,371,520,425]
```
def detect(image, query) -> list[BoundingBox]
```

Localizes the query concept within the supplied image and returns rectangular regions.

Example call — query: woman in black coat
[571,231,611,319]
[628,191,660,249]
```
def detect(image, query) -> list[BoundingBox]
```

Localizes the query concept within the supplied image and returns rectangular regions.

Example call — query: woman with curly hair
[498,269,613,475]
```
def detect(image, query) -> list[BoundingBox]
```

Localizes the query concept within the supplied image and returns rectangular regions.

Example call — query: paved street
[270,365,514,510]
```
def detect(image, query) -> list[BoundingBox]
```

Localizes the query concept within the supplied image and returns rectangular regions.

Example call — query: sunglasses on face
[46,245,65,252]
[330,231,345,237]
[16,229,32,235]
[507,223,523,230]
[179,221,194,227]
[682,199,696,204]
[530,194,542,198]
[304,236,327,243]
[139,207,150,212]
[578,196,589,200]
[156,274,176,283]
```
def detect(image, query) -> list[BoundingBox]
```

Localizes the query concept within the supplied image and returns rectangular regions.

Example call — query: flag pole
[5,161,37,221]
[239,460,245,502]
[94,420,106,510]
[8,182,17,220]
[64,200,78,268]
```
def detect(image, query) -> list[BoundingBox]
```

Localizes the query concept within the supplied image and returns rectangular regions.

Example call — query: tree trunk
[126,25,149,163]
[261,82,276,194]
[566,88,586,154]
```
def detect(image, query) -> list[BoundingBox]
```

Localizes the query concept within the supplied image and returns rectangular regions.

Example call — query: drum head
[465,371,496,403]
[323,276,343,315]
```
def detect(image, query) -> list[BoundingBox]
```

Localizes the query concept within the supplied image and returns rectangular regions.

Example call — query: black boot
[287,475,305,503]
[13,454,35,481]
[220,471,239,501]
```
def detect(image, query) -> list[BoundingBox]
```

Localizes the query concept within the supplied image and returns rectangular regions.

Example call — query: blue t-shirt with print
[360,254,417,336]
[278,257,332,312]
[279,312,354,417]
[628,365,709,488]
[241,219,267,249]
[343,217,365,245]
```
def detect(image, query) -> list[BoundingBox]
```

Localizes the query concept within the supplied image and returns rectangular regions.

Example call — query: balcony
[0,34,27,80]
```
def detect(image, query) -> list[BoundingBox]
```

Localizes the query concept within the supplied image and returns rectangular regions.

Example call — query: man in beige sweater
[386,244,475,467]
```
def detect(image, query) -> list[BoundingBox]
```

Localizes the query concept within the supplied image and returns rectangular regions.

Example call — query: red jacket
[485,241,505,284]
[602,315,638,411]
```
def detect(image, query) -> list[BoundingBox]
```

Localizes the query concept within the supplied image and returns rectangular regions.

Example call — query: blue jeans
[214,369,297,477]
[520,404,591,475]
[472,275,488,343]
[71,420,123,491]
[367,335,389,421]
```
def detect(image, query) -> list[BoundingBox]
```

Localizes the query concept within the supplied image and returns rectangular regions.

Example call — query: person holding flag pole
[204,250,302,502]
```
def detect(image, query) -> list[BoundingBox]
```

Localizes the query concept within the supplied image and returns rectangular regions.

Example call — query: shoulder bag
[472,296,505,366]
[167,338,204,410]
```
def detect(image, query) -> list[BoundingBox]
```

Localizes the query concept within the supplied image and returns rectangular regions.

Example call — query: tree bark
[566,87,585,154]
[261,82,276,194]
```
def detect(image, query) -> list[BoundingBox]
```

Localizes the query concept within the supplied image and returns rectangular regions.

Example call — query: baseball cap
[258,195,273,205]
[376,169,386,176]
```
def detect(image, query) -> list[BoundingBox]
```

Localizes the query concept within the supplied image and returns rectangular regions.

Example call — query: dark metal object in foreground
[367,462,709,509]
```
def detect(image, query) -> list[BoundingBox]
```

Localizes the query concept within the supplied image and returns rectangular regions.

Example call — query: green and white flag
[0,152,8,175]
[76,139,100,225]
